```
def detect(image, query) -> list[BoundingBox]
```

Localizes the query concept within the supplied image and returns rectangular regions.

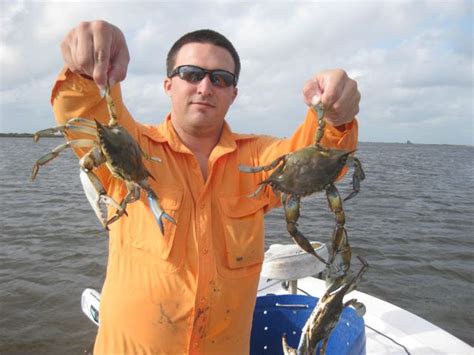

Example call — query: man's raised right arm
[50,21,137,188]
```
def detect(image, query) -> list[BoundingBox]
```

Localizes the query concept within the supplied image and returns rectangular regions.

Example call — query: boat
[81,242,473,354]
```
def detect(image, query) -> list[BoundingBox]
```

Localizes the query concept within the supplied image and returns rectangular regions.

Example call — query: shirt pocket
[126,186,189,274]
[217,196,268,279]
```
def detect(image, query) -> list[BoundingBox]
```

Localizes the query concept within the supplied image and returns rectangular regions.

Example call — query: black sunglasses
[168,65,237,88]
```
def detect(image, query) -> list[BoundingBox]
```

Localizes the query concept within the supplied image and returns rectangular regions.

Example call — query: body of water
[1,138,473,353]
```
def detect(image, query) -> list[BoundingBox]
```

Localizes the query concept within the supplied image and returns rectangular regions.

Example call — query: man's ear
[230,87,238,105]
[163,78,172,97]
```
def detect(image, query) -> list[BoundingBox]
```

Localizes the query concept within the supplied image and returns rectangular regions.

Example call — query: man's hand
[302,69,360,128]
[61,20,130,91]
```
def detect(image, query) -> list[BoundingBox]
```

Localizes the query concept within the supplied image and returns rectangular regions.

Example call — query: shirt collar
[141,114,253,157]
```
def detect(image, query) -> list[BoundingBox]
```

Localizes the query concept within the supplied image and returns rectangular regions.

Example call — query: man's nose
[196,74,214,95]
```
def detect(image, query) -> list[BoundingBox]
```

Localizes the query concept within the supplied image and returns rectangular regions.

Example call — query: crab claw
[344,156,366,202]
[281,333,297,355]
[79,169,123,229]
[347,300,366,317]
[146,190,176,234]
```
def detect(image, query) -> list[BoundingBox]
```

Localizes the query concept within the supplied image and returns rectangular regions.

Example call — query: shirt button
[200,296,206,303]
[199,202,205,209]
[193,342,199,348]
[203,248,208,255]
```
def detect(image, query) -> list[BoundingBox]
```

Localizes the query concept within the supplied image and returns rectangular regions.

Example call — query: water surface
[1,138,473,353]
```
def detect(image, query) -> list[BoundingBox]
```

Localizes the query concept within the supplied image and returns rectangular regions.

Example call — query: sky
[0,0,472,145]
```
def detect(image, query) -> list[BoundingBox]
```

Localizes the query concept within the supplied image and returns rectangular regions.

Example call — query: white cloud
[0,0,472,145]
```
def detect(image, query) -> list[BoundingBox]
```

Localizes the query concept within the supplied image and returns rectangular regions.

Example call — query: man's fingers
[61,29,85,74]
[61,39,80,73]
[108,43,130,87]
[327,78,359,123]
[74,25,94,77]
[303,69,360,127]
[60,21,129,89]
[91,22,113,90]
[303,69,348,109]
[92,48,110,90]
[302,79,322,106]
[319,69,347,109]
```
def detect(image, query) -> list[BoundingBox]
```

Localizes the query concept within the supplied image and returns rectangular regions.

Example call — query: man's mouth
[190,101,215,108]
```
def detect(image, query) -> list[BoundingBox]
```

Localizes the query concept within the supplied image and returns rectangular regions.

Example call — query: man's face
[164,42,238,138]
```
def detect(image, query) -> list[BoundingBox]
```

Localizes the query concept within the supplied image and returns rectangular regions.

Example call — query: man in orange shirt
[55,20,360,354]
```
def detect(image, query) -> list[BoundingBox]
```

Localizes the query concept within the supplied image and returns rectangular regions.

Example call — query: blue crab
[282,256,368,355]
[31,88,174,232]
[239,103,365,270]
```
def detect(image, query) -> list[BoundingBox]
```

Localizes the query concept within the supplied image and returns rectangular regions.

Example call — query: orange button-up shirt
[51,68,358,354]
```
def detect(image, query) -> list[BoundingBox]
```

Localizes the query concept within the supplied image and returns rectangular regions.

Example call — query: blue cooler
[250,294,366,355]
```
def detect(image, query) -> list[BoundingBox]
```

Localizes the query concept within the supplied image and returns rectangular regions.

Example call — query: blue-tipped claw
[146,191,176,235]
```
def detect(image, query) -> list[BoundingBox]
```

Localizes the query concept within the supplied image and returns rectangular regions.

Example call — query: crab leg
[240,157,287,198]
[326,184,352,271]
[247,162,285,198]
[318,338,329,355]
[31,139,96,180]
[105,181,141,227]
[344,156,366,201]
[282,194,330,266]
[330,226,352,272]
[239,155,286,174]
[78,146,125,229]
[33,123,97,142]
[345,299,366,317]
[79,169,124,229]
[282,334,297,355]
[79,145,105,170]
[311,102,326,146]
[140,148,162,164]
[104,87,119,126]
[66,117,98,128]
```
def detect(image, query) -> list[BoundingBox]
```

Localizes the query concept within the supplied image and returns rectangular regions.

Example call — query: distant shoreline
[0,133,62,138]
[0,133,471,147]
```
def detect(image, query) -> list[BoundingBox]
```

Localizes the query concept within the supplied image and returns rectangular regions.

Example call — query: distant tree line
[0,133,62,138]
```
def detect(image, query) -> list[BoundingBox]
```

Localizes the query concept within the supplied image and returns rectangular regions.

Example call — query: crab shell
[263,146,353,197]
[95,120,153,182]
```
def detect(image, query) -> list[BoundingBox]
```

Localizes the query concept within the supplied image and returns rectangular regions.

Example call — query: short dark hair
[166,29,241,84]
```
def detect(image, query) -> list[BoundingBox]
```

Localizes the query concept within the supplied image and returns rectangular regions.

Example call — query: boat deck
[257,277,472,355]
